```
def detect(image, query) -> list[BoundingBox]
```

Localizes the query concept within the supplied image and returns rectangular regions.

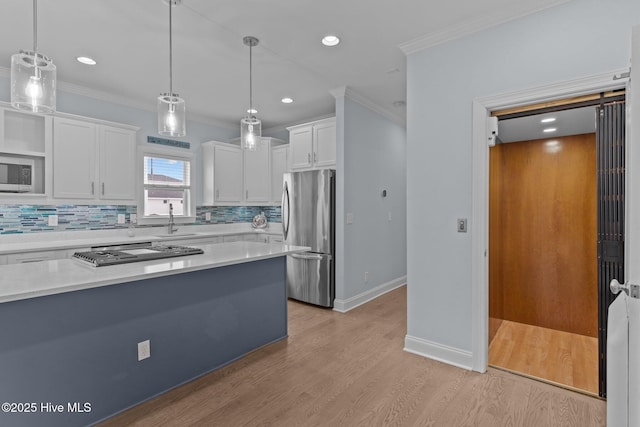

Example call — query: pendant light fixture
[241,36,261,151]
[11,0,56,113]
[157,0,186,137]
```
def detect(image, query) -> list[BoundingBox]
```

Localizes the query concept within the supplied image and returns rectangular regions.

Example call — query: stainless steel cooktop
[73,242,203,267]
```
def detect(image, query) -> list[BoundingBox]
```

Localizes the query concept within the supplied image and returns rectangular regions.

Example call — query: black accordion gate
[596,100,626,398]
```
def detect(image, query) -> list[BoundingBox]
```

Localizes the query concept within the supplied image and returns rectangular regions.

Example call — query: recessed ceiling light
[76,56,97,65]
[543,127,557,133]
[281,97,293,104]
[247,108,258,114]
[541,117,556,123]
[322,35,340,47]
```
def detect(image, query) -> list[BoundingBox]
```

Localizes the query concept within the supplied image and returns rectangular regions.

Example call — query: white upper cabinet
[271,145,289,204]
[287,117,336,170]
[53,118,96,199]
[53,117,137,201]
[202,141,243,205]
[313,119,337,168]
[204,138,286,206]
[99,126,136,200]
[289,126,313,170]
[244,139,271,203]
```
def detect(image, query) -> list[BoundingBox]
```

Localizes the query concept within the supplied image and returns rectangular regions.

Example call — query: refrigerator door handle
[290,253,326,261]
[282,181,290,240]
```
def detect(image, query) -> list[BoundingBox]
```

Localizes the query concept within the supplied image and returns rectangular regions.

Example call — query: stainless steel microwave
[0,156,34,193]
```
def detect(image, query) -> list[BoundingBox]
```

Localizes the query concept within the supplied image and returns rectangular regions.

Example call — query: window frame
[137,145,196,226]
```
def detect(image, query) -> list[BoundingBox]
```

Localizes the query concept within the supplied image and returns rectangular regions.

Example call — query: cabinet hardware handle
[308,153,311,164]
[102,183,105,195]
[216,189,219,199]
[91,182,95,195]
[314,152,317,163]
[246,190,249,199]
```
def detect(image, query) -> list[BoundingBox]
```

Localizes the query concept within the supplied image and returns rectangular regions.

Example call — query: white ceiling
[0,0,570,132]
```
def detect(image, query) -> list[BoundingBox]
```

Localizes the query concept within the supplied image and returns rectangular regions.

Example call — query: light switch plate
[138,340,151,361]
[48,215,58,226]
[457,218,468,233]
[346,213,354,224]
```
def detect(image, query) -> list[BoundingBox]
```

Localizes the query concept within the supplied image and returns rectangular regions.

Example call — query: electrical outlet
[117,214,125,224]
[130,214,137,224]
[138,340,151,361]
[205,212,211,221]
[388,212,392,221]
[364,271,369,282]
[48,215,58,226]
[346,213,354,224]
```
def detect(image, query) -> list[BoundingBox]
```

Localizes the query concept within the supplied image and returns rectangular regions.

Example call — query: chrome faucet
[168,203,178,234]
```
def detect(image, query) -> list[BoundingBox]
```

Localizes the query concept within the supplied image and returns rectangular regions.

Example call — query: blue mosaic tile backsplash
[0,205,281,234]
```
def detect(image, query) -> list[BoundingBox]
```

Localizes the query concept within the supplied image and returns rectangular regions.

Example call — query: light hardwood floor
[489,319,599,395]
[101,286,605,426]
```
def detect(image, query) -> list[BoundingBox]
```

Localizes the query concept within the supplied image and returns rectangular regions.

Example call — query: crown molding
[399,0,571,55]
[332,86,406,127]
[0,66,237,130]
[477,68,629,110]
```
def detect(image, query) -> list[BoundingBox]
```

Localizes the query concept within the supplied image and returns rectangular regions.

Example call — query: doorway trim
[470,69,629,372]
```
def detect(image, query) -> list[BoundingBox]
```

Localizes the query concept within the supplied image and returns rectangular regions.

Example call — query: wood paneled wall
[489,134,597,338]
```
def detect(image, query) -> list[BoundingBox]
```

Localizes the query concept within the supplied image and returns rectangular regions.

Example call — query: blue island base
[0,257,287,427]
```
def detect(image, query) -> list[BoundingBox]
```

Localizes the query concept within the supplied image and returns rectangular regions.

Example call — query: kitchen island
[0,241,308,427]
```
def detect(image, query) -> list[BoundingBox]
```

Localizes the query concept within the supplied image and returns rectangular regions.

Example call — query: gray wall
[406,0,640,359]
[0,74,238,206]
[335,94,407,303]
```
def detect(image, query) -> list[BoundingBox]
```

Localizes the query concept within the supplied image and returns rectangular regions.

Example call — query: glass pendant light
[241,36,261,151]
[158,0,186,137]
[11,0,56,113]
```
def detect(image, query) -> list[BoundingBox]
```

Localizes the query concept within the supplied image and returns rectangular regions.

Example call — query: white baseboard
[333,276,406,313]
[404,335,473,371]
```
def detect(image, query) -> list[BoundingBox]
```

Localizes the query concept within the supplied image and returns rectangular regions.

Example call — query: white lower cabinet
[223,234,243,243]
[6,250,59,264]
[163,237,221,246]
[268,235,284,243]
[243,234,269,243]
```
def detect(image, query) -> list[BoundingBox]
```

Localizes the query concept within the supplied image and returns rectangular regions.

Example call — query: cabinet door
[313,120,336,168]
[99,126,136,200]
[289,126,313,170]
[244,141,270,203]
[271,146,288,203]
[6,250,58,264]
[53,117,97,198]
[214,145,243,203]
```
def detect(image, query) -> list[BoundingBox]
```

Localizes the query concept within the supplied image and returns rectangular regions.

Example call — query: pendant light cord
[249,43,253,116]
[32,0,38,53]
[169,0,173,96]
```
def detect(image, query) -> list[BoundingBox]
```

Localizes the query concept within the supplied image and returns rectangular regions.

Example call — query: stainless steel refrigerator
[282,169,335,307]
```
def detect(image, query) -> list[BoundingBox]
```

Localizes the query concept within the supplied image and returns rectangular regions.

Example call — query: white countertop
[0,241,308,304]
[0,223,283,255]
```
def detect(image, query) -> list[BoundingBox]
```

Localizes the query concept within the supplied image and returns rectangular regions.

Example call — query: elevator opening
[488,91,625,397]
